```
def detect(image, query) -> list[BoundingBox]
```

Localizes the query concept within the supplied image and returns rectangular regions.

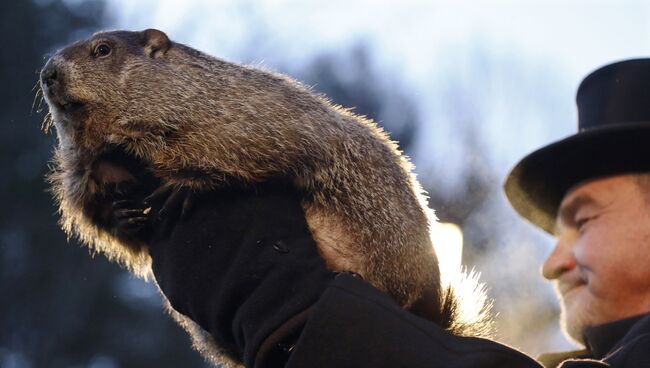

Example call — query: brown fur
[40,29,490,366]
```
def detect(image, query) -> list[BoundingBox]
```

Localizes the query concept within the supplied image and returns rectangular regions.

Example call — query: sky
[101,0,650,355]
[107,0,650,77]
[105,0,650,184]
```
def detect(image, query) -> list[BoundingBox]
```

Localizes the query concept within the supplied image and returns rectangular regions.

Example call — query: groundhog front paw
[111,199,152,241]
[144,185,196,225]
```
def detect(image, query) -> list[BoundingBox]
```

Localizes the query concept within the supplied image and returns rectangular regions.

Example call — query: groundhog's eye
[93,43,112,58]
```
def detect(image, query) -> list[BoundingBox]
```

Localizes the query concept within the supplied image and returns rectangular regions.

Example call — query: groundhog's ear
[142,29,171,58]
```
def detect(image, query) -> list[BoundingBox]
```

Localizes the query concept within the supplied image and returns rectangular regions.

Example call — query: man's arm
[131,183,542,367]
[286,273,541,368]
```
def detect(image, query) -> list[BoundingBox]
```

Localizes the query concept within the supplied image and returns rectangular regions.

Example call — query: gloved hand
[140,183,336,367]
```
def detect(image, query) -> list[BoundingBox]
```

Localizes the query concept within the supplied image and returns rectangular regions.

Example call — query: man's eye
[94,43,112,58]
[576,216,595,231]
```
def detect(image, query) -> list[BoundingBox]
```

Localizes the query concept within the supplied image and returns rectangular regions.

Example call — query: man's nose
[41,60,59,88]
[541,237,577,280]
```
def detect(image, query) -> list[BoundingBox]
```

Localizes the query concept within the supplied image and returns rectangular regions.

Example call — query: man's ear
[142,28,171,58]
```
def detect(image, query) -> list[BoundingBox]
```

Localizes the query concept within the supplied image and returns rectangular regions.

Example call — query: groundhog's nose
[41,62,59,88]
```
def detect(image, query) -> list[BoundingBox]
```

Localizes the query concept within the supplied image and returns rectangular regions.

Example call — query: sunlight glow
[431,222,463,286]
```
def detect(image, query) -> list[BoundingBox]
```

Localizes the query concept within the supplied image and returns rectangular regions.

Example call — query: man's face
[542,174,650,343]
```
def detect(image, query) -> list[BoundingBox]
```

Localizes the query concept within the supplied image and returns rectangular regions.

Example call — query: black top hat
[504,58,650,234]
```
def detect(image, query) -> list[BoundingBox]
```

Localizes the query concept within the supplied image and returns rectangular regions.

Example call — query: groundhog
[39,29,489,366]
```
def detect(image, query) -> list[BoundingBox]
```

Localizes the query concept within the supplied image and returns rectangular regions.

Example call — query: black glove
[143,183,336,367]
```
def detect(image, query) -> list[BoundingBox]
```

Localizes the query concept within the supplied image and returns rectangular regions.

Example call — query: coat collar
[538,312,650,367]
[583,313,650,359]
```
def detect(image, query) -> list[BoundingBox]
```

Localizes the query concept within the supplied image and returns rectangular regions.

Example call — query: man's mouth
[560,283,585,298]
[558,275,588,299]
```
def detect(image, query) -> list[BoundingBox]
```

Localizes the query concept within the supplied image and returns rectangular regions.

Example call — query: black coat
[285,276,650,368]
[281,273,542,368]
[539,314,650,368]
[145,186,650,368]
[146,186,544,367]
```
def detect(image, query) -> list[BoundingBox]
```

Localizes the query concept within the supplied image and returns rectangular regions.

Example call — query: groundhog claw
[111,199,151,240]
[144,185,195,224]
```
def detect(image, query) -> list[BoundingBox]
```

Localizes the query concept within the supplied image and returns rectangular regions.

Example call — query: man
[504,58,650,367]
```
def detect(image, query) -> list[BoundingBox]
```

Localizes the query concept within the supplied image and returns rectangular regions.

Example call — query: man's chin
[560,311,585,344]
[560,296,593,344]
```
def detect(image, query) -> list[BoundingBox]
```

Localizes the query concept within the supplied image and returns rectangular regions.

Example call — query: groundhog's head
[41,28,276,188]
[40,29,181,155]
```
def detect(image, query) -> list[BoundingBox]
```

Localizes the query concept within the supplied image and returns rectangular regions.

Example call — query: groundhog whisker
[32,81,44,113]
[32,77,42,91]
[41,112,53,132]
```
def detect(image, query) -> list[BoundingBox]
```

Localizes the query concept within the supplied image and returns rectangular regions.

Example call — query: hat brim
[504,122,650,234]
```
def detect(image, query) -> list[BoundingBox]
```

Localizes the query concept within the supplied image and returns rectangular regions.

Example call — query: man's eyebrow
[555,194,599,231]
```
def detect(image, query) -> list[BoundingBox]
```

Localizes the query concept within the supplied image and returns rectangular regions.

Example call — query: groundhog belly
[304,209,359,272]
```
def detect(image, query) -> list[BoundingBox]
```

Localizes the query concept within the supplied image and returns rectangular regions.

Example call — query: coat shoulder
[286,274,542,368]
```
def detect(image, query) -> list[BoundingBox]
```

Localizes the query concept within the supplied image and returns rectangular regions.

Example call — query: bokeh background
[2,0,649,366]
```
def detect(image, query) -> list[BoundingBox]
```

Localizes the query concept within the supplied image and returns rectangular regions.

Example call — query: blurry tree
[0,1,207,367]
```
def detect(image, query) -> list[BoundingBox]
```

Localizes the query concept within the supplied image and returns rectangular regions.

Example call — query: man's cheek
[586,265,621,299]
[571,233,596,264]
